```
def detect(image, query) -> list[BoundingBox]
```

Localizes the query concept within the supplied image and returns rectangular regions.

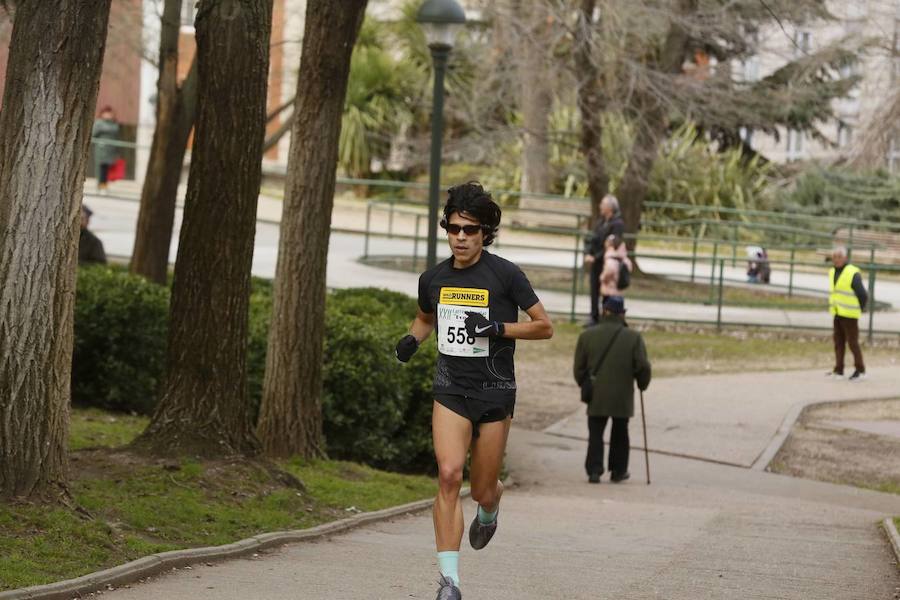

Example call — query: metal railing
[359,197,900,340]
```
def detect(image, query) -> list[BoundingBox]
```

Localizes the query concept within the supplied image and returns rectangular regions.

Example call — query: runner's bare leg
[433,401,473,550]
[469,416,511,514]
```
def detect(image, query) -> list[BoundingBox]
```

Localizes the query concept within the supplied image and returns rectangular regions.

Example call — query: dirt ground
[769,399,900,494]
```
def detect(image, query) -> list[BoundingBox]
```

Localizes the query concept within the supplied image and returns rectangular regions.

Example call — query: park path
[100,369,900,600]
[82,190,900,332]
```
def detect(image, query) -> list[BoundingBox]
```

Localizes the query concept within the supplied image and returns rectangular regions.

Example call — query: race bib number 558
[437,287,489,358]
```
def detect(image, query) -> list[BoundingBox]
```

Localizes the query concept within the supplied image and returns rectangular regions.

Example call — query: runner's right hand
[395,334,419,362]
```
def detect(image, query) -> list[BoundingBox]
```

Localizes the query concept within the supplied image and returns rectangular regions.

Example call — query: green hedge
[72,266,168,415]
[73,272,435,472]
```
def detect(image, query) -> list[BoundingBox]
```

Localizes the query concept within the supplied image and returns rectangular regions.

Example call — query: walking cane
[639,388,650,485]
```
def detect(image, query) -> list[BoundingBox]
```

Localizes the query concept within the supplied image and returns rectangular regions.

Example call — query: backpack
[615,258,631,290]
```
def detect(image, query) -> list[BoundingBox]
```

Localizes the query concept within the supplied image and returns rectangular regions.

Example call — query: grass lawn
[522,321,900,378]
[361,256,834,312]
[0,410,436,591]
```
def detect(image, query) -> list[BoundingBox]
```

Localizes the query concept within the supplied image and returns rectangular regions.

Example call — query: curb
[751,395,900,472]
[883,518,900,568]
[0,489,470,600]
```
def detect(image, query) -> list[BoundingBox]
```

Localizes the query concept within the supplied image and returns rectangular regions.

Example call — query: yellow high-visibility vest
[829,264,862,319]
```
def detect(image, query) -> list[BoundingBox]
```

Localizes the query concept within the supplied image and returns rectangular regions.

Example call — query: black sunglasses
[442,223,485,235]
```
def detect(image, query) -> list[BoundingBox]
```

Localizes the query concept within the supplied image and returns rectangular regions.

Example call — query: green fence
[358,195,900,340]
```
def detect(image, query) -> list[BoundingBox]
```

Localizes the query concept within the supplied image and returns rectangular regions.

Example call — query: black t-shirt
[417,251,540,403]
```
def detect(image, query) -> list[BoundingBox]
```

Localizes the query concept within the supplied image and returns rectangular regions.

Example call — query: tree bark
[519,1,553,195]
[130,0,199,285]
[618,0,694,251]
[257,0,367,459]
[136,0,272,458]
[0,0,112,500]
[574,0,609,226]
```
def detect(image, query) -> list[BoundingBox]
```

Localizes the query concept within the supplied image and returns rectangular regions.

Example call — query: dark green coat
[573,316,651,418]
[91,118,120,166]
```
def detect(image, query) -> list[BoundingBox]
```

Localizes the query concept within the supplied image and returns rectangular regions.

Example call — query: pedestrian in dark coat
[573,297,651,483]
[583,194,625,325]
[79,205,107,265]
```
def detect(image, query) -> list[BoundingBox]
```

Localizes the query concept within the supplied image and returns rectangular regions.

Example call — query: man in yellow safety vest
[827,246,868,381]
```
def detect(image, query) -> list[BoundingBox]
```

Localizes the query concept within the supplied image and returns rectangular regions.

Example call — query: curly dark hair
[441,181,502,246]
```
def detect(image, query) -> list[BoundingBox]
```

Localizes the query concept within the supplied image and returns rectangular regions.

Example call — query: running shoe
[468,509,498,550]
[435,575,461,600]
[848,370,867,382]
[825,370,845,379]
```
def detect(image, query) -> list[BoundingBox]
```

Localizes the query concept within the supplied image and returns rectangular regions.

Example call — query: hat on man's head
[82,205,93,217]
[602,296,626,314]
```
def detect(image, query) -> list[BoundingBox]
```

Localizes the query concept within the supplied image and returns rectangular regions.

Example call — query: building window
[793,30,811,56]
[786,129,805,161]
[181,0,197,28]
[889,136,900,173]
[741,56,760,82]
[837,121,852,148]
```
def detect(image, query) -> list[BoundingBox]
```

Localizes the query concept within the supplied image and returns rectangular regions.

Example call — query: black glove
[395,334,419,363]
[464,311,505,338]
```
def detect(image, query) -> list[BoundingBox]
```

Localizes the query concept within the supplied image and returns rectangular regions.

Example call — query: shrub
[74,278,437,472]
[72,266,169,415]
[319,289,436,471]
[246,279,273,419]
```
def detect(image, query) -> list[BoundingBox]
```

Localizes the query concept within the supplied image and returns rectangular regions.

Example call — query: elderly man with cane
[573,297,652,484]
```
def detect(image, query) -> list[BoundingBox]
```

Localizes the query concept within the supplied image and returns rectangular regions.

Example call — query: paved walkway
[546,366,900,468]
[98,369,900,600]
[82,190,900,332]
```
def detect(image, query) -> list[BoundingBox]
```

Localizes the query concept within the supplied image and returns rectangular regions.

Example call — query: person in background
[91,106,120,193]
[746,246,771,284]
[573,296,651,483]
[584,194,625,326]
[79,205,107,265]
[826,246,867,381]
[600,234,631,301]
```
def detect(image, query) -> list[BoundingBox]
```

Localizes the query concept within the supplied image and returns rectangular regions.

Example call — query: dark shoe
[848,370,867,382]
[610,472,630,483]
[588,472,601,484]
[825,370,845,379]
[435,575,461,600]
[468,509,498,550]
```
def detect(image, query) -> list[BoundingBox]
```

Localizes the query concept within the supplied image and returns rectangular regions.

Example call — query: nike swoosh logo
[475,324,493,334]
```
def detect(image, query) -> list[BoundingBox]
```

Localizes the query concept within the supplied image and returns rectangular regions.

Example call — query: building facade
[741,0,900,169]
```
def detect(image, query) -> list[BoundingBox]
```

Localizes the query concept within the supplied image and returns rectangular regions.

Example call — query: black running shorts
[435,394,514,437]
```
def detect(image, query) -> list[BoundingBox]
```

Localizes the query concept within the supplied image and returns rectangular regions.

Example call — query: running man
[395,182,553,599]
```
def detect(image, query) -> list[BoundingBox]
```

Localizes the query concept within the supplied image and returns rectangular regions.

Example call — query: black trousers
[589,259,603,322]
[585,416,630,476]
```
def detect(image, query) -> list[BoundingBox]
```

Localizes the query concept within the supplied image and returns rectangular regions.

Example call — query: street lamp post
[417,0,466,270]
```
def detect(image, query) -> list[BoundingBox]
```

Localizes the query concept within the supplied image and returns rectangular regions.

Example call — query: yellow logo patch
[439,287,489,307]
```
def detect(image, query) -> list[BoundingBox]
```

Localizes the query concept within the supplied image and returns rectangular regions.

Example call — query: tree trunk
[130,0,199,285]
[257,0,367,459]
[574,0,608,226]
[617,99,665,252]
[618,0,694,251]
[0,0,112,500]
[136,0,272,458]
[519,1,552,195]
